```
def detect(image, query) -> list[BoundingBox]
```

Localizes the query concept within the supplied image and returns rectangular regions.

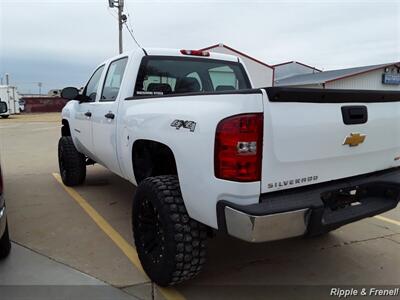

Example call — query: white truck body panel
[117,93,264,227]
[62,48,400,230]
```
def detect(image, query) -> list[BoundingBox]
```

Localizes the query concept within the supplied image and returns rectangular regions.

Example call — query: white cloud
[0,0,399,92]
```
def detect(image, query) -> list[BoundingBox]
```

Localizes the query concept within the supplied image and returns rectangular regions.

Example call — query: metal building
[200,44,400,91]
[200,43,274,88]
[273,61,321,81]
[275,62,400,90]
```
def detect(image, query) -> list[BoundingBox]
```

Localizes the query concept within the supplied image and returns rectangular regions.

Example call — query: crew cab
[59,48,400,286]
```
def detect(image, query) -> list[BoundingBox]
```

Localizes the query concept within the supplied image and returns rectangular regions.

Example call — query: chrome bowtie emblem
[343,133,366,147]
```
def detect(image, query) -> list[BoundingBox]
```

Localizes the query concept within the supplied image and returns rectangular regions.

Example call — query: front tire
[0,222,11,259]
[58,136,86,186]
[132,175,207,286]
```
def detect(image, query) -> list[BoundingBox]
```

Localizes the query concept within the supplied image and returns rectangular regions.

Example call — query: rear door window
[101,57,128,101]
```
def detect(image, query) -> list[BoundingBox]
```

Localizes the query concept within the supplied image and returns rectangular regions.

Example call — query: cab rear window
[134,56,251,97]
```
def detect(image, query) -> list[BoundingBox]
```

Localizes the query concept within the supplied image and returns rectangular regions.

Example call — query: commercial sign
[382,73,400,85]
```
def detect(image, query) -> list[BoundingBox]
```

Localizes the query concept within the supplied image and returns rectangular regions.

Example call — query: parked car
[0,103,11,259]
[59,48,400,286]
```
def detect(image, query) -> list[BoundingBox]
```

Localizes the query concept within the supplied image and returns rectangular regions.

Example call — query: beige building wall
[205,46,274,88]
[326,67,400,90]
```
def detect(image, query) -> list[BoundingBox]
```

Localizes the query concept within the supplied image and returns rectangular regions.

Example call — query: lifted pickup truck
[59,48,400,286]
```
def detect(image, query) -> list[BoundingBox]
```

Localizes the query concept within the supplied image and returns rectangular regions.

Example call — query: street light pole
[118,0,124,54]
[109,0,124,54]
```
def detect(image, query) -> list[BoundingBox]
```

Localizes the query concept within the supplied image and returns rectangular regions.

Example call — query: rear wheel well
[132,140,177,184]
[61,119,71,136]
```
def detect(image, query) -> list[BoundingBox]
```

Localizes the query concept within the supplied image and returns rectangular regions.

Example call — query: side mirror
[61,87,79,100]
[0,101,8,114]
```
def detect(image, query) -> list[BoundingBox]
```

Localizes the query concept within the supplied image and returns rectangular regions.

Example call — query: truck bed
[260,87,400,194]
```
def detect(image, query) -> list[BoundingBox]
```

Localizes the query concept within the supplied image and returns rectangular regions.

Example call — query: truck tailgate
[261,88,400,193]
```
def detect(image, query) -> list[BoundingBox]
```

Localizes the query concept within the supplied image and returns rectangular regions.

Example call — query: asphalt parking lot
[0,113,399,300]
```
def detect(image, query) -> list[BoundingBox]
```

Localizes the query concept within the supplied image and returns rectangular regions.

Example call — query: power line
[124,1,141,47]
[124,22,141,48]
[123,3,141,49]
[124,1,135,33]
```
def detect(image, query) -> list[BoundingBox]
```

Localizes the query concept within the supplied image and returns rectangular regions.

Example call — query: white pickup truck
[59,48,400,286]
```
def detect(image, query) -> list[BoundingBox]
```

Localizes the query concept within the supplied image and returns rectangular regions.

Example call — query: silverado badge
[343,133,366,147]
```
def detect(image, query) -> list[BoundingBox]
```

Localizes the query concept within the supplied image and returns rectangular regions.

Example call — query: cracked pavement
[0,113,399,300]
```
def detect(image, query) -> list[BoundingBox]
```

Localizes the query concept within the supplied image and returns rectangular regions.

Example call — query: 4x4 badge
[343,133,366,147]
[171,120,196,132]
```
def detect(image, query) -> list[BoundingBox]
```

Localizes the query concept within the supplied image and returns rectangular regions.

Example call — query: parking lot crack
[383,235,400,245]
[119,282,153,289]
[11,240,118,287]
[232,257,288,272]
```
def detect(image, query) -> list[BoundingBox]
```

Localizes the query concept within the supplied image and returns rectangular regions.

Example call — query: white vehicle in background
[18,99,25,112]
[0,85,21,118]
[59,47,400,286]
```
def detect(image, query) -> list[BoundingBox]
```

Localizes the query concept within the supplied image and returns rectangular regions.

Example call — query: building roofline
[276,62,400,86]
[199,43,274,69]
[325,62,400,83]
[272,61,322,72]
[272,61,293,67]
[199,43,221,51]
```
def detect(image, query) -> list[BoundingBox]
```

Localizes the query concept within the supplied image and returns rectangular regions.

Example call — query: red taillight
[215,113,263,182]
[180,49,210,57]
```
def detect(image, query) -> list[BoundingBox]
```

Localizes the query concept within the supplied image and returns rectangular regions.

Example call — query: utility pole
[109,0,124,54]
[118,0,124,54]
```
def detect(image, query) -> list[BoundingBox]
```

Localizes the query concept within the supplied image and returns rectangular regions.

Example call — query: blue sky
[0,0,399,93]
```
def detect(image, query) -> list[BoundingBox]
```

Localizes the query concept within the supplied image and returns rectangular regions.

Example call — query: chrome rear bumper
[224,207,309,242]
[218,168,400,243]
